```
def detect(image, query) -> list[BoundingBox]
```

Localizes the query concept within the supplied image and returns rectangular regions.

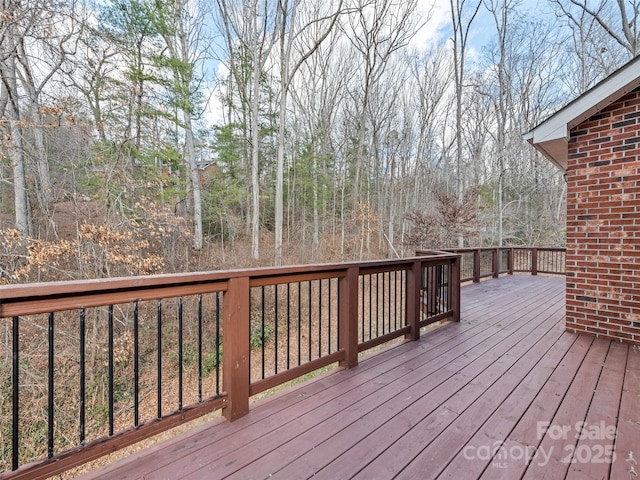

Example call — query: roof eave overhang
[524,56,640,173]
[523,130,568,171]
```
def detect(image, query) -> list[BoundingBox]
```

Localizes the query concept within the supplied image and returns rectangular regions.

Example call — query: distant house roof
[524,55,640,171]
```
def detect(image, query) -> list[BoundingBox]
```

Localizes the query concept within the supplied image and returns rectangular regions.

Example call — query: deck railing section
[417,247,566,283]
[0,253,460,480]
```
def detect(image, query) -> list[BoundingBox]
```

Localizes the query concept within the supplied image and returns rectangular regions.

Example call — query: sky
[202,0,553,127]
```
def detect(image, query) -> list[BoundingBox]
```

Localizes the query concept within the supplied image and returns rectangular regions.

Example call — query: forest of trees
[1,0,638,283]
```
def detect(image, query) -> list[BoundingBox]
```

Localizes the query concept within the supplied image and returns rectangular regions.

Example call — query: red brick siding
[566,86,640,345]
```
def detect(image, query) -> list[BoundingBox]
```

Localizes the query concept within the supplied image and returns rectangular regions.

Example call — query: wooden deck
[78,275,640,480]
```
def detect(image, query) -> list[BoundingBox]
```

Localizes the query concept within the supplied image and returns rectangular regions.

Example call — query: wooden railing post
[222,276,250,422]
[339,267,359,368]
[473,249,481,283]
[508,248,514,275]
[406,259,422,341]
[531,248,538,276]
[451,256,461,322]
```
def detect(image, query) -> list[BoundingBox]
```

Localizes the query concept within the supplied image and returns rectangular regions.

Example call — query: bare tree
[3,0,81,223]
[0,0,44,237]
[0,44,30,237]
[216,0,280,260]
[290,34,352,259]
[449,0,481,247]
[552,0,640,58]
[551,0,629,94]
[343,0,423,258]
[273,0,343,265]
[408,46,454,208]
[478,9,566,246]
[151,0,212,250]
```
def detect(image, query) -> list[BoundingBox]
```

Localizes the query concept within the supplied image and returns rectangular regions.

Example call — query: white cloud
[410,0,451,50]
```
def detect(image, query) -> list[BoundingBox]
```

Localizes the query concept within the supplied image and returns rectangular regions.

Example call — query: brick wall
[566,86,640,345]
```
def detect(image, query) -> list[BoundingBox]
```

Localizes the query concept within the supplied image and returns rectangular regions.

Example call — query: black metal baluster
[440,266,444,312]
[297,282,301,366]
[261,286,266,379]
[48,312,54,458]
[133,302,139,427]
[394,271,398,331]
[215,292,221,396]
[361,275,365,342]
[308,281,312,362]
[337,279,341,345]
[399,270,403,327]
[368,274,372,340]
[447,265,451,310]
[328,279,332,354]
[382,272,387,334]
[249,290,253,382]
[448,265,452,309]
[391,271,395,330]
[382,272,391,334]
[79,309,86,444]
[287,283,291,370]
[318,279,322,358]
[108,305,114,436]
[197,295,203,402]
[403,270,408,325]
[377,274,381,335]
[12,316,19,471]
[376,273,380,337]
[178,297,183,411]
[445,266,449,311]
[383,272,387,334]
[436,266,441,313]
[274,286,279,374]
[381,273,384,334]
[429,266,434,314]
[441,265,446,312]
[157,300,162,419]
[428,266,433,314]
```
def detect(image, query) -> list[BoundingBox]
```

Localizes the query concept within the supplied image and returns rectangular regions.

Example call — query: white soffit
[524,55,640,171]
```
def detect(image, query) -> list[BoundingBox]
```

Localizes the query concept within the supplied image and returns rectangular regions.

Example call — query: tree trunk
[29,101,54,206]
[184,113,203,250]
[312,147,319,250]
[250,41,261,261]
[10,121,30,238]
[274,72,287,265]
[2,52,30,237]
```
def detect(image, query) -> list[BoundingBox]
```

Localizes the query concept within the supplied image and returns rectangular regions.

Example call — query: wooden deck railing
[0,253,460,480]
[417,247,566,283]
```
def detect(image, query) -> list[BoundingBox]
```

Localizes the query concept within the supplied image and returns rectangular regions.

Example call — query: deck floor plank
[182,278,559,479]
[176,290,549,479]
[344,300,558,479]
[88,299,516,480]
[94,277,557,480]
[369,301,566,479]
[76,275,634,480]
[478,333,595,480]
[251,287,564,480]
[565,341,627,480]
[403,321,576,480]
[520,338,611,479]
[434,330,581,479]
[610,345,640,480]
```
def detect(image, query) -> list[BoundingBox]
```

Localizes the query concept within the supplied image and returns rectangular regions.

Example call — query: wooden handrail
[0,253,461,480]
[416,247,566,283]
